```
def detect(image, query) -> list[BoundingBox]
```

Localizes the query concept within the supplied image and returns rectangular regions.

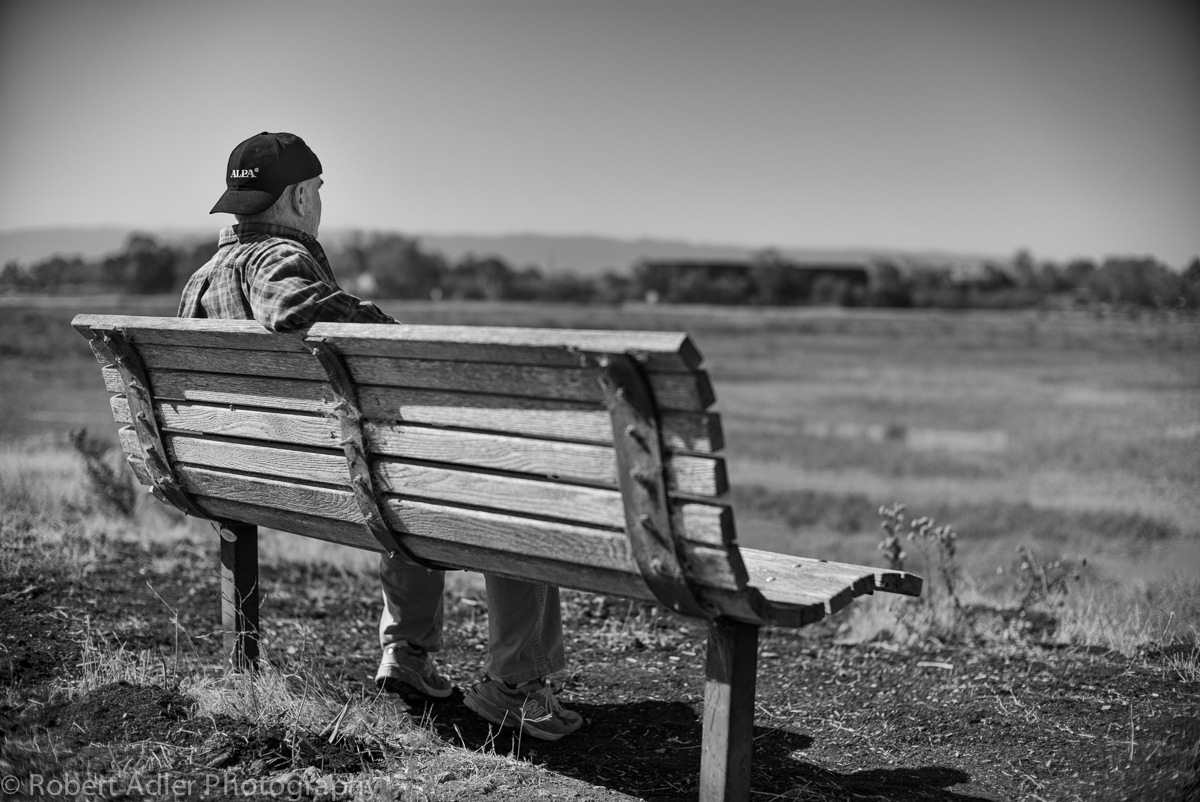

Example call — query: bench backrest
[74,315,770,621]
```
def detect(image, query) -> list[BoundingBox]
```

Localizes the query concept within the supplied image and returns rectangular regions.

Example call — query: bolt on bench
[73,314,921,802]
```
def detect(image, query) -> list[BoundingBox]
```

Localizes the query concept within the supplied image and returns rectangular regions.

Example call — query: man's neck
[232,221,316,242]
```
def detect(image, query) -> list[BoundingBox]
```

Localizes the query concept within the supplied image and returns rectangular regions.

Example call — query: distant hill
[341,231,999,276]
[0,227,134,264]
[1,225,1000,275]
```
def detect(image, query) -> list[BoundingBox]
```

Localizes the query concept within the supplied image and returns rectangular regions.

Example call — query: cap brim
[210,186,285,215]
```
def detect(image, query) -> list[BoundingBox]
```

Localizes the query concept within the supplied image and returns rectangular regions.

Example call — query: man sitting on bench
[178,131,582,741]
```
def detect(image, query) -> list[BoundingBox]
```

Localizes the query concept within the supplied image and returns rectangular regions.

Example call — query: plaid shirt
[178,222,396,331]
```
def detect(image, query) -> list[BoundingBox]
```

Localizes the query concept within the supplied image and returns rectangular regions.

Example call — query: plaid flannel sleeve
[247,249,396,332]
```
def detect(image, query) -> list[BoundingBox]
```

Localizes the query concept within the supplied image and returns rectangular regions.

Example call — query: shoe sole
[463,692,580,741]
[376,673,454,700]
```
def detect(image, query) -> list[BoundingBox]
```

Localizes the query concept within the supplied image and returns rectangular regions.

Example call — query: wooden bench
[72,314,921,802]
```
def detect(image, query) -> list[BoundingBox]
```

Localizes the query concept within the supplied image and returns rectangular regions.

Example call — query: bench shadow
[419,697,994,801]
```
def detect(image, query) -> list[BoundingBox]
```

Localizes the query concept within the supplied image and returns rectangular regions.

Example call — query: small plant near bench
[867,502,1100,648]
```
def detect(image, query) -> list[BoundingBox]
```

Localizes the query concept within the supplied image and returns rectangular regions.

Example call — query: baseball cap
[210,132,323,215]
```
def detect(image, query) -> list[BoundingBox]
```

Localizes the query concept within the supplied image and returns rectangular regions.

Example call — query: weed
[67,426,134,518]
[1013,544,1087,609]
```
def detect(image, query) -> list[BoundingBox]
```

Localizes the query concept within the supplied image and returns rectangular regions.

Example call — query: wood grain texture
[365,421,728,496]
[127,458,841,627]
[357,385,724,452]
[191,494,663,602]
[349,356,715,411]
[73,314,307,351]
[110,397,728,497]
[72,315,703,372]
[110,379,722,452]
[219,521,260,670]
[125,369,332,412]
[700,620,758,802]
[130,345,715,411]
[374,461,733,546]
[164,403,339,447]
[307,323,703,372]
[165,435,349,486]
[138,431,733,544]
[166,464,745,592]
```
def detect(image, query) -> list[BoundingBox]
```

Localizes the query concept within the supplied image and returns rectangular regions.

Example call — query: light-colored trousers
[378,553,566,684]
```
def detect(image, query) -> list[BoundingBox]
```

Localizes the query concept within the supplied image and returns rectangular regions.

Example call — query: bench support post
[219,522,259,670]
[701,619,759,802]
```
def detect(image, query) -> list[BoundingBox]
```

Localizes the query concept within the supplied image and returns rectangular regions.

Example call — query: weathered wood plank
[111,398,727,496]
[138,344,327,380]
[139,432,733,544]
[131,345,715,411]
[374,461,733,545]
[127,454,781,626]
[739,549,868,614]
[73,315,308,352]
[190,494,663,602]
[72,315,703,372]
[308,323,703,372]
[103,366,125,394]
[110,379,720,453]
[166,435,348,486]
[219,521,260,670]
[787,555,923,598]
[365,422,728,497]
[164,403,337,447]
[358,386,725,453]
[349,356,716,411]
[109,368,332,412]
[170,465,744,592]
[384,498,744,592]
[111,369,723,452]
[700,620,758,802]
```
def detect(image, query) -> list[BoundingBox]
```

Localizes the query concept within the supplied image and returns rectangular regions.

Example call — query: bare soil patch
[1,537,1196,801]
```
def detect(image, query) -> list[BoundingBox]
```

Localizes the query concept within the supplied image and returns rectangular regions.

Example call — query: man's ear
[289,183,306,216]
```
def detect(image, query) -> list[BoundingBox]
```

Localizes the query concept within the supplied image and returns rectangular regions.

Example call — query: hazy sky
[1,0,1197,265]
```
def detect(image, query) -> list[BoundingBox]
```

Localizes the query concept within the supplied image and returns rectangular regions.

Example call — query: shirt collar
[218,222,318,248]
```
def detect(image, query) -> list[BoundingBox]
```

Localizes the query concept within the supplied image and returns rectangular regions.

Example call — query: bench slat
[358,386,724,453]
[75,316,703,373]
[170,465,745,592]
[738,548,923,627]
[132,345,715,411]
[119,429,733,545]
[111,399,728,497]
[189,494,662,603]
[103,366,329,412]
[103,370,722,452]
[127,456,908,627]
[313,324,703,373]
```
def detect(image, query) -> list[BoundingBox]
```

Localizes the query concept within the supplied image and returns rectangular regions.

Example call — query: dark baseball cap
[210,132,323,215]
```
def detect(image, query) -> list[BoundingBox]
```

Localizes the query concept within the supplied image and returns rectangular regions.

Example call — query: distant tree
[1011,248,1038,289]
[866,262,913,307]
[1063,259,1097,290]
[365,234,445,299]
[1087,257,1182,308]
[593,270,633,304]
[121,233,177,294]
[1179,258,1200,308]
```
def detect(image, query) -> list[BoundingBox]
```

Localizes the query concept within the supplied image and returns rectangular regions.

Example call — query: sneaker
[463,676,583,741]
[375,643,453,699]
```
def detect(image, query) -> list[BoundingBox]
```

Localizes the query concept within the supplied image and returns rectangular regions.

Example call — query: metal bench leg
[219,522,259,670]
[701,619,759,802]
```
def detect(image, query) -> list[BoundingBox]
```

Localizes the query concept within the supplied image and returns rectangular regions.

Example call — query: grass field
[3,295,1198,640]
[3,295,1199,800]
